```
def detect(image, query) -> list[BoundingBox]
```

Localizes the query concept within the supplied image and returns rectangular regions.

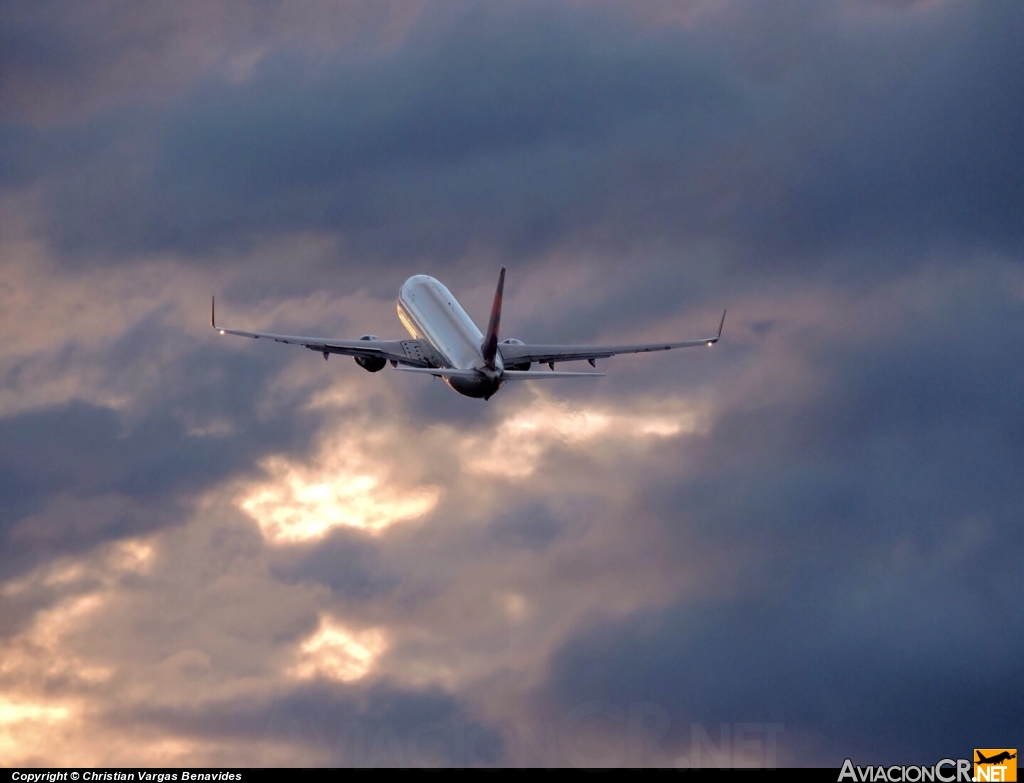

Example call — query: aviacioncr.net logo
[839,758,973,782]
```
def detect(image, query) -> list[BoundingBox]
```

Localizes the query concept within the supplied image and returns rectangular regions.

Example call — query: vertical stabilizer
[482,266,505,368]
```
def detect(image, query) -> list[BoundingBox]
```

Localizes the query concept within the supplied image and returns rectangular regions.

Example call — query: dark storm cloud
[539,272,1024,764]
[269,527,401,598]
[487,503,564,552]
[125,681,507,766]
[752,1,1024,265]
[29,8,734,264]
[545,590,1023,765]
[2,0,1023,768]
[0,1,97,106]
[0,400,238,578]
[0,0,430,123]
[0,311,327,579]
[2,1,1017,277]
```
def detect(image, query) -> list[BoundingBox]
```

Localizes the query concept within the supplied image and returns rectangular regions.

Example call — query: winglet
[481,266,505,368]
[704,310,727,346]
[211,296,216,329]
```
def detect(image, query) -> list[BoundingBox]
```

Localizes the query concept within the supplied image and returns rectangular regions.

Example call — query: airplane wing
[211,298,435,367]
[499,311,727,367]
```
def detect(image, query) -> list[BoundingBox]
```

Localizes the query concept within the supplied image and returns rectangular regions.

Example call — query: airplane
[211,267,725,400]
[976,752,1016,765]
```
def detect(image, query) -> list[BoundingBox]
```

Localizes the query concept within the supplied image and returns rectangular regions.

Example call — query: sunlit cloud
[0,537,162,765]
[0,699,71,725]
[0,697,77,765]
[0,538,155,687]
[459,390,712,478]
[236,432,443,542]
[289,616,387,683]
[501,592,530,622]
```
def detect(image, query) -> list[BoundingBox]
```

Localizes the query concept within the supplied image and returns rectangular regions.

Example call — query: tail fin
[482,266,505,368]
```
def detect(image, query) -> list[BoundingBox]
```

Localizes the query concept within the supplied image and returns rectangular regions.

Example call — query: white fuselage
[397,275,504,398]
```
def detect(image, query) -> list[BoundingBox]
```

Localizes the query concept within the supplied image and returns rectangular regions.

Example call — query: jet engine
[500,338,531,371]
[354,335,387,372]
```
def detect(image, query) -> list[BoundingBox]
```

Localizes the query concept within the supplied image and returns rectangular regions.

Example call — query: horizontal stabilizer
[393,367,603,380]
[393,366,482,379]
[502,370,604,379]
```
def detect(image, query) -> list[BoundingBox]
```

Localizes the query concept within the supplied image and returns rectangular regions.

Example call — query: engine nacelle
[354,335,386,372]
[500,338,531,371]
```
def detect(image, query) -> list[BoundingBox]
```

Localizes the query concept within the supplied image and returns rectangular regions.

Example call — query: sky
[0,0,1021,768]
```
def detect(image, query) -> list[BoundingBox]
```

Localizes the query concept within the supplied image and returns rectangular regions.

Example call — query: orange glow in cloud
[459,390,711,478]
[0,698,77,764]
[289,616,387,683]
[0,538,160,765]
[236,434,443,542]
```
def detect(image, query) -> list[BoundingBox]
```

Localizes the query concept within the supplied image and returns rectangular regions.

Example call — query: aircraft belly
[445,374,503,399]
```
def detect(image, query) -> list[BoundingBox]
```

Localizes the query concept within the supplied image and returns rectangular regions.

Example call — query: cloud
[3,264,1021,764]
[1,0,1022,768]
[234,415,445,543]
[1,0,1018,283]
[0,0,431,124]
[127,681,508,767]
[536,265,1024,764]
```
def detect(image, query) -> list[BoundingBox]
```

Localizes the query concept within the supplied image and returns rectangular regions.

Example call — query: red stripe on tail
[482,266,505,368]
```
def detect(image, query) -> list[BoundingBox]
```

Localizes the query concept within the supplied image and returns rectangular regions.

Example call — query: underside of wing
[211,298,436,367]
[499,311,727,366]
